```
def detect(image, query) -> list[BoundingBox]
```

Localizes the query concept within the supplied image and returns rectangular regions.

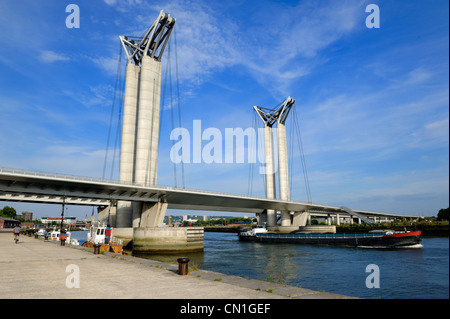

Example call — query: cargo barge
[238,227,422,248]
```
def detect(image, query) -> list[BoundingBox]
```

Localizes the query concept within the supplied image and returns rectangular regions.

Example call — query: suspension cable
[102,43,123,179]
[110,58,124,179]
[289,107,295,195]
[247,111,257,196]
[292,105,312,203]
[174,25,185,189]
[167,40,178,188]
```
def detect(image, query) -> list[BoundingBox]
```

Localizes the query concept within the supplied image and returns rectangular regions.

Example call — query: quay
[0,232,356,299]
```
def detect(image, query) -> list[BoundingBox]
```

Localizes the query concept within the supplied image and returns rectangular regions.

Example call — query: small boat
[82,223,123,254]
[238,227,422,248]
[48,228,72,242]
[35,229,47,236]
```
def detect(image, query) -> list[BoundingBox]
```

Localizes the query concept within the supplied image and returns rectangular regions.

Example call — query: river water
[71,230,449,299]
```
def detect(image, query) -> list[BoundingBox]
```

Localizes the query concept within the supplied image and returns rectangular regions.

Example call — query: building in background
[21,211,33,221]
[40,216,77,225]
[0,217,20,229]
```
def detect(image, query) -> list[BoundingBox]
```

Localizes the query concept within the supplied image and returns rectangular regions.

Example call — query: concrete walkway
[0,232,356,299]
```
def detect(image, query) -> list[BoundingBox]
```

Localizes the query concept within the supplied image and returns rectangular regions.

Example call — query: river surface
[71,231,449,299]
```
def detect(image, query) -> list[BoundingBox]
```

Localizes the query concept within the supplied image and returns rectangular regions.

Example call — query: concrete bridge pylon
[114,10,175,232]
[107,10,199,251]
[254,97,309,229]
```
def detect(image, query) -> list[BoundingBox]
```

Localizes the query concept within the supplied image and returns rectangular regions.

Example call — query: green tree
[0,206,17,218]
[437,207,449,221]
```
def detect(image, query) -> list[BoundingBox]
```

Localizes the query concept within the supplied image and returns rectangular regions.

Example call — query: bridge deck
[0,167,421,220]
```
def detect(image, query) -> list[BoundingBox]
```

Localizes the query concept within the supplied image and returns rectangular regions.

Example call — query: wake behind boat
[239,226,422,248]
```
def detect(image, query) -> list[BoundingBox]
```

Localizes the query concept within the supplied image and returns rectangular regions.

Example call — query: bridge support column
[117,63,140,230]
[268,211,309,233]
[292,211,309,227]
[98,205,116,226]
[115,201,133,228]
[119,63,140,186]
[263,126,277,227]
[139,202,168,227]
[131,202,204,254]
[256,211,268,227]
[277,123,291,227]
[134,56,162,186]
[113,202,134,248]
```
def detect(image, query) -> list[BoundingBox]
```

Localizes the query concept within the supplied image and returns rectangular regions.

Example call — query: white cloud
[98,0,362,95]
[410,117,450,148]
[90,54,121,75]
[239,1,363,96]
[154,1,240,85]
[62,84,117,109]
[38,50,70,63]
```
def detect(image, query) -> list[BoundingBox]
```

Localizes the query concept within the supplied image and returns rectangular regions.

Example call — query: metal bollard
[177,257,190,275]
[93,244,101,254]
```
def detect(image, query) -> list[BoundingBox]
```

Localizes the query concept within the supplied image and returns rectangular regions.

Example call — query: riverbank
[204,223,449,236]
[0,232,356,300]
[335,223,449,237]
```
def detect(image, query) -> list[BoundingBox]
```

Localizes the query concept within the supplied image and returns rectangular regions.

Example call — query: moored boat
[239,227,422,248]
[35,229,47,236]
[48,228,72,242]
[82,223,123,254]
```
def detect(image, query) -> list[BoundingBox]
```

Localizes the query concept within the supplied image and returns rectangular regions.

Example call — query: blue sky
[0,0,448,219]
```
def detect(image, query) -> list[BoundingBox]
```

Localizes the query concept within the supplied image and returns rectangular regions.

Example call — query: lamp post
[60,198,66,246]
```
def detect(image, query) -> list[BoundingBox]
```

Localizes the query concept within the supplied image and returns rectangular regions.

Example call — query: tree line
[437,207,449,221]
[0,206,17,218]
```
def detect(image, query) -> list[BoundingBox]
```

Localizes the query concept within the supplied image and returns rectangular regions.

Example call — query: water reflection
[124,231,447,299]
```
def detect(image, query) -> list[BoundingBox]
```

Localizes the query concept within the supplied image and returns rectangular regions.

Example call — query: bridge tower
[115,10,175,231]
[254,97,301,228]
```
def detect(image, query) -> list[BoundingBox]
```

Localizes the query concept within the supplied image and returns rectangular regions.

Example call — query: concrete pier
[0,232,356,299]
[133,226,204,254]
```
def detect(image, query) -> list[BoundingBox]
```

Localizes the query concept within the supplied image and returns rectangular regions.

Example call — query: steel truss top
[119,10,175,64]
[254,96,295,127]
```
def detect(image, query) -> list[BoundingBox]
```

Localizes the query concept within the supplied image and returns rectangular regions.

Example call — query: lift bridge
[0,10,420,252]
[0,167,413,226]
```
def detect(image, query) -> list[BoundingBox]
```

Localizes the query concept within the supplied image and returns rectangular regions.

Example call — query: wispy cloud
[90,54,122,75]
[37,50,70,63]
[153,1,240,84]
[241,1,364,96]
[99,0,362,96]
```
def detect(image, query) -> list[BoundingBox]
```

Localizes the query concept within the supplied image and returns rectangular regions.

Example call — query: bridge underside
[0,169,420,225]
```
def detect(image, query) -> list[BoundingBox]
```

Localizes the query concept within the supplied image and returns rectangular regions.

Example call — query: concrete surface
[0,232,357,299]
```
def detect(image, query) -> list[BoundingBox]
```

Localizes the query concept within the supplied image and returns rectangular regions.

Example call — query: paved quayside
[0,232,357,299]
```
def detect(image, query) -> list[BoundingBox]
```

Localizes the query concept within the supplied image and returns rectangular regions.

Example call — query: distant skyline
[0,0,448,219]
